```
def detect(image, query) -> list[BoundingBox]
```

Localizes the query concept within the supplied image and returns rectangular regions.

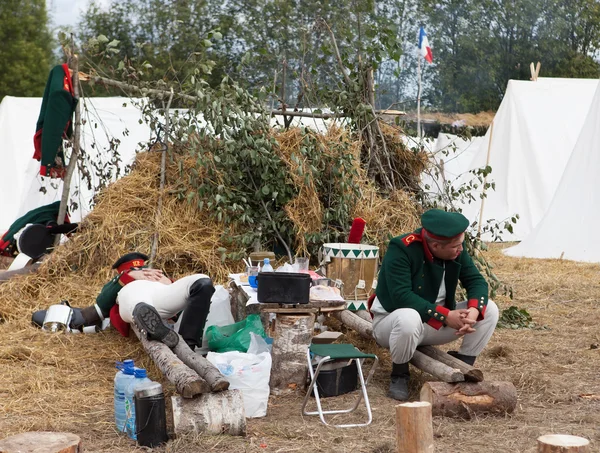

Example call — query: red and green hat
[421,209,469,240]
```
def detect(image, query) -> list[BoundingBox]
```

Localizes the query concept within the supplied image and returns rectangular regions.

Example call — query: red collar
[420,229,434,262]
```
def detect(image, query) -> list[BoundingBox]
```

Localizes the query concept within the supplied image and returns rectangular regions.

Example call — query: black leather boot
[388,362,410,401]
[177,278,214,350]
[448,350,477,366]
[133,302,179,348]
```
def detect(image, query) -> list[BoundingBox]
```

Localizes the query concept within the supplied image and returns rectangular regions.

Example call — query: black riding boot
[388,362,410,401]
[177,278,215,350]
[448,350,477,366]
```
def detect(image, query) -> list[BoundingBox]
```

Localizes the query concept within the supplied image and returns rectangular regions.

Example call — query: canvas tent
[504,80,600,262]
[421,133,486,197]
[453,77,598,240]
[0,96,152,232]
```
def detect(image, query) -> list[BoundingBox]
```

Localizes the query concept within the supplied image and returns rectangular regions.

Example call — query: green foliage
[497,306,540,329]
[0,0,53,100]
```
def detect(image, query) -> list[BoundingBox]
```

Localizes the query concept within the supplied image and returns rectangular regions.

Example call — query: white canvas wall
[454,78,598,240]
[0,96,152,231]
[504,80,600,262]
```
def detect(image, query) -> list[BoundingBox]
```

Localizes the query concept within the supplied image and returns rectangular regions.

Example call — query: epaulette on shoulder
[401,234,422,247]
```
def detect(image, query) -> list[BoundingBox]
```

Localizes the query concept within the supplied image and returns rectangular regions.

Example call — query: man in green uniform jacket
[370,209,499,400]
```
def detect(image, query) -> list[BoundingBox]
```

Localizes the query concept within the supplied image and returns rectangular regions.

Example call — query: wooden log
[269,313,315,393]
[354,310,373,322]
[395,402,434,453]
[171,391,247,436]
[331,309,373,339]
[0,431,81,452]
[0,262,41,282]
[420,381,517,418]
[411,350,464,383]
[172,341,230,392]
[537,434,590,452]
[418,345,484,382]
[131,323,210,398]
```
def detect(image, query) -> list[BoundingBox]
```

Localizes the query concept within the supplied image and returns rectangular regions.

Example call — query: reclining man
[369,209,499,401]
[32,252,214,351]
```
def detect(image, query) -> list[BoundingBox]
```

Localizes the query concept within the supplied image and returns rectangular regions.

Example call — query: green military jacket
[95,275,123,317]
[375,228,488,327]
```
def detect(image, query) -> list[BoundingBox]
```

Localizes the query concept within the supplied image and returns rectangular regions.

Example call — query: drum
[320,243,379,300]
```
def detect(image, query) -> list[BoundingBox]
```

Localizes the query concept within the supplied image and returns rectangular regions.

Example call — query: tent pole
[477,121,494,237]
[417,49,422,141]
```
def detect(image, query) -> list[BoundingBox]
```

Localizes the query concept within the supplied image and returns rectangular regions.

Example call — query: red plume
[348,217,366,244]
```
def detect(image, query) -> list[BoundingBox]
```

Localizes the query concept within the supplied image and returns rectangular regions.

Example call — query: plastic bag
[201,286,235,349]
[206,347,272,418]
[206,314,266,353]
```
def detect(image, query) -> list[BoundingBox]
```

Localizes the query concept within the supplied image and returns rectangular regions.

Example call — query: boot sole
[133,303,179,348]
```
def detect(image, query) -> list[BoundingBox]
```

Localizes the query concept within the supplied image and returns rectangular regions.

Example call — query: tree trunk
[420,381,517,418]
[417,345,484,382]
[171,391,247,436]
[537,434,590,453]
[331,310,373,339]
[395,402,434,453]
[269,313,315,394]
[131,323,210,398]
[354,310,373,322]
[0,432,81,453]
[411,350,465,383]
[172,341,229,392]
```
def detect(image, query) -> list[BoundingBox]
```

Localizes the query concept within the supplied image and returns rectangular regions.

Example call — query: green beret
[421,209,469,239]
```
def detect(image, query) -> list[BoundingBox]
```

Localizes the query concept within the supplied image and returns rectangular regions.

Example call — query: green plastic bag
[206,314,266,353]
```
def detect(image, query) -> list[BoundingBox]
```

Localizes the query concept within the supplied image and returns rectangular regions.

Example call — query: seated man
[32,252,214,351]
[369,209,499,401]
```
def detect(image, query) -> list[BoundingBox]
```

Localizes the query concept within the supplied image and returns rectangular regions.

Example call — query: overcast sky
[47,0,111,29]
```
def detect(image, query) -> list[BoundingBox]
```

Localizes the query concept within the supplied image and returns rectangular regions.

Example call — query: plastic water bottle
[125,368,152,440]
[114,359,135,433]
[262,258,274,272]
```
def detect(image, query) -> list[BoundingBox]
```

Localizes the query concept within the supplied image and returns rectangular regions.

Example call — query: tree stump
[395,402,434,453]
[269,312,315,393]
[171,390,247,436]
[0,432,81,453]
[420,381,517,418]
[537,434,590,452]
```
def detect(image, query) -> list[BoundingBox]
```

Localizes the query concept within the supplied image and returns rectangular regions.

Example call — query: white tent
[504,80,600,262]
[421,133,486,196]
[0,96,152,232]
[454,77,599,240]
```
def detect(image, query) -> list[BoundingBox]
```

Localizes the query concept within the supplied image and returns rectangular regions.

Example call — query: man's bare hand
[455,308,479,336]
[127,269,172,285]
[444,309,471,330]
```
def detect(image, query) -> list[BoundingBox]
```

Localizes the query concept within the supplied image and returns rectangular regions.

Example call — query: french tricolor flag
[419,27,433,63]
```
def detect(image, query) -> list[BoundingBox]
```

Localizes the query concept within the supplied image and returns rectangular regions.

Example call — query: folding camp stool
[302,343,378,428]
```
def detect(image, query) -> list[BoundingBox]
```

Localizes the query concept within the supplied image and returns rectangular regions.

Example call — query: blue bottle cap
[134,368,147,378]
[264,258,270,264]
[123,365,135,375]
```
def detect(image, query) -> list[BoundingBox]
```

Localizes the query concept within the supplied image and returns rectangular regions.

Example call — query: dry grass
[402,111,496,127]
[1,137,599,451]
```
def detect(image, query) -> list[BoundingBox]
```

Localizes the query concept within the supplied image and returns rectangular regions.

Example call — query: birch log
[418,345,484,382]
[331,310,373,339]
[420,381,517,418]
[354,310,373,322]
[269,313,315,393]
[0,432,81,453]
[131,323,210,398]
[172,341,230,392]
[537,434,590,453]
[411,350,464,383]
[171,391,247,436]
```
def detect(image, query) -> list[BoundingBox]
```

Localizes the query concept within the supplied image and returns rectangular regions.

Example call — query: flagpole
[417,46,422,141]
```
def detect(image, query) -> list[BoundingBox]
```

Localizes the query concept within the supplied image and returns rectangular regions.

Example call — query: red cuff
[467,298,487,320]
[118,272,135,286]
[427,306,450,330]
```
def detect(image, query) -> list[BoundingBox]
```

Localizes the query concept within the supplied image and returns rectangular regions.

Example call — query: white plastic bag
[201,286,235,348]
[206,344,272,418]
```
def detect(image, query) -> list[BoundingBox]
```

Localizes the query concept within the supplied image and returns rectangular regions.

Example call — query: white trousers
[117,274,208,323]
[372,300,499,364]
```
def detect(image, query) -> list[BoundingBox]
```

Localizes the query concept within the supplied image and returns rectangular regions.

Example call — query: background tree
[0,0,53,101]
